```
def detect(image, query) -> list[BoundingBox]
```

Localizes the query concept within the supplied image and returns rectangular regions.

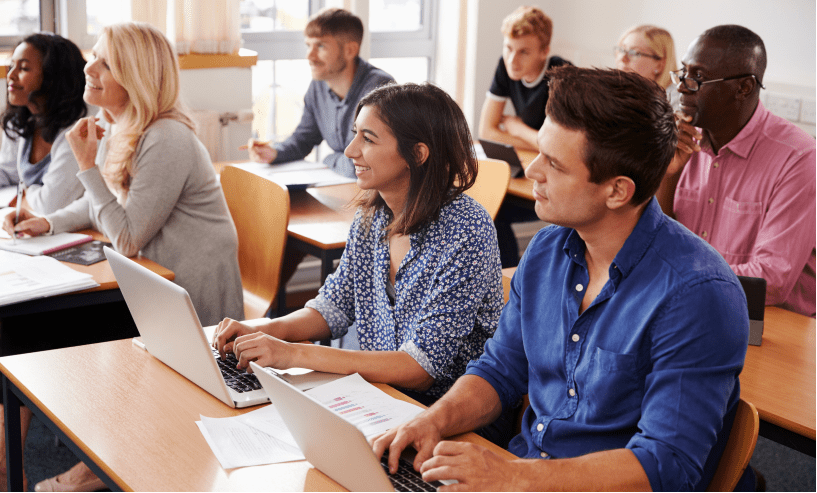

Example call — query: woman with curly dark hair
[0,32,87,214]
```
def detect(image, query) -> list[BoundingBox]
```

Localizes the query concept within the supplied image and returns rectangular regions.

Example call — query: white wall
[464,0,816,132]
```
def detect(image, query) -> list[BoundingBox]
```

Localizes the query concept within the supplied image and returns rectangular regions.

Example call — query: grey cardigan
[47,118,243,325]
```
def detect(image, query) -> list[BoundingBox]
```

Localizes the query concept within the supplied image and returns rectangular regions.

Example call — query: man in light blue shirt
[374,67,750,491]
[246,8,393,178]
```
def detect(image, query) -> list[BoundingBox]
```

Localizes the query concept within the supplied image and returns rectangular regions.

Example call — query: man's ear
[735,76,757,101]
[414,143,430,166]
[606,176,636,210]
[344,40,360,60]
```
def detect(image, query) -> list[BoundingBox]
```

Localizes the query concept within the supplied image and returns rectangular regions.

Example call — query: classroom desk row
[0,230,173,356]
[0,337,515,491]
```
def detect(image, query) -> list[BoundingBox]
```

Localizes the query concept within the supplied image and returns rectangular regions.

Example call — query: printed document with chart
[197,373,424,469]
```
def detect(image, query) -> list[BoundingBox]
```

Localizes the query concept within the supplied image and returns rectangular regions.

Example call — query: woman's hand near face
[2,208,50,238]
[66,117,105,171]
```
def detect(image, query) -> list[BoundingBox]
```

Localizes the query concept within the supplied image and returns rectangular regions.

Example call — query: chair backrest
[465,159,511,220]
[220,165,290,319]
[707,398,759,491]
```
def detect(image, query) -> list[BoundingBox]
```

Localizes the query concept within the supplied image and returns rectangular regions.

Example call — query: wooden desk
[0,229,173,320]
[505,149,536,203]
[740,307,815,455]
[500,268,816,455]
[0,339,516,491]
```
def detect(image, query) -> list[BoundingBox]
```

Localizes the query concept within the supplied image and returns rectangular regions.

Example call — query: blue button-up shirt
[466,198,749,491]
[307,194,504,399]
[273,57,394,178]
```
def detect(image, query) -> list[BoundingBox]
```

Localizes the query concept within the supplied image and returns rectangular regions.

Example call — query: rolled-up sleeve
[628,278,748,491]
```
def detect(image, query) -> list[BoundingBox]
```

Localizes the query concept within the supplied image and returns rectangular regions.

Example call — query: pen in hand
[238,140,271,151]
[12,181,23,244]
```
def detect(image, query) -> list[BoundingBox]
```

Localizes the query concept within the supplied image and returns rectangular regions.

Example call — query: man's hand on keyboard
[420,441,522,491]
[372,412,442,475]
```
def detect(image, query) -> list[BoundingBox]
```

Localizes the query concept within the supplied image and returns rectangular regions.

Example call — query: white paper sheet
[305,373,425,439]
[197,405,303,470]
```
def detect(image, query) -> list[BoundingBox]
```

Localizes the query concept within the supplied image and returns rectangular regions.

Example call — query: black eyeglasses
[613,46,662,61]
[671,70,766,92]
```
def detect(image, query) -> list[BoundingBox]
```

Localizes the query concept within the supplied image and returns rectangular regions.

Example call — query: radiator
[190,109,253,163]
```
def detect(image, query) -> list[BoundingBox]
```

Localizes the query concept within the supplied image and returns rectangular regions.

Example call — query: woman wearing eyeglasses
[615,25,679,107]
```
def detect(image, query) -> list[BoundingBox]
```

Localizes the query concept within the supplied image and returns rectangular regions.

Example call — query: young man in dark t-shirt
[480,6,572,267]
[478,6,571,151]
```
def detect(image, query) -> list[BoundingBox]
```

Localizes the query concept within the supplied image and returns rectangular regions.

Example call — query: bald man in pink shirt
[658,25,815,317]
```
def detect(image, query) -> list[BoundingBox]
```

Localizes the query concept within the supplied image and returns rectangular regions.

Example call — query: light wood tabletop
[506,149,537,201]
[68,229,174,292]
[0,339,515,492]
[740,307,816,442]
[287,184,360,250]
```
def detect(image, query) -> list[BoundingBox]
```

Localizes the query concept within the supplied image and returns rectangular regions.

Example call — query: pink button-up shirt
[674,102,816,317]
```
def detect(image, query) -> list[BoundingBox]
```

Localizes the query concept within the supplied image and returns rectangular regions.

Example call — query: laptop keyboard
[212,349,262,393]
[380,456,442,492]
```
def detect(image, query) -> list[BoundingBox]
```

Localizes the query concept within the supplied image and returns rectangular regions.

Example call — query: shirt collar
[562,197,665,282]
[703,101,767,160]
[327,56,367,102]
[521,59,549,88]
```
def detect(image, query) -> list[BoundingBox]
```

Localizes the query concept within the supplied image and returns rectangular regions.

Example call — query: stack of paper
[235,160,356,190]
[0,251,99,306]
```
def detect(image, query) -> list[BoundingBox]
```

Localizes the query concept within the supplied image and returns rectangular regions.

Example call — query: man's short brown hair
[305,7,364,45]
[546,67,677,205]
[500,6,552,51]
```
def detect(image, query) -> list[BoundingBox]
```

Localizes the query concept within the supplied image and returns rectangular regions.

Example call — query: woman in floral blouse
[214,82,503,405]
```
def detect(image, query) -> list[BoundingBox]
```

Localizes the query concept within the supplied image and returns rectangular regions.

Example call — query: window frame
[0,0,56,49]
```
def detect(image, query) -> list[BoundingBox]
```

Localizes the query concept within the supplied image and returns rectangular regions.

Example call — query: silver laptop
[104,246,269,408]
[251,361,450,492]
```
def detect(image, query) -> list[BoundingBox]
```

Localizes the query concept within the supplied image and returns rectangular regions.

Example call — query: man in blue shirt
[246,8,393,178]
[374,67,750,491]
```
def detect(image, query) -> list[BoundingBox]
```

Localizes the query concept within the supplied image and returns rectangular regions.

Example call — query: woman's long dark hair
[2,33,87,143]
[355,82,478,236]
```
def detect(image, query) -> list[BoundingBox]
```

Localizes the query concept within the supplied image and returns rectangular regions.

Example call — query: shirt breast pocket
[585,347,644,420]
[718,197,763,262]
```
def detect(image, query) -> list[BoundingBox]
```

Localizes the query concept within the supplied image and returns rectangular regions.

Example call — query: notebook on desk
[251,361,452,492]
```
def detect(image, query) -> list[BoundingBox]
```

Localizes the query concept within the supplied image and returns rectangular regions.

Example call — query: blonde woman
[615,25,677,89]
[615,25,680,110]
[5,22,243,491]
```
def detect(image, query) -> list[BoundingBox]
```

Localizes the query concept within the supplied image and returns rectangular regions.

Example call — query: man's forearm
[427,374,503,437]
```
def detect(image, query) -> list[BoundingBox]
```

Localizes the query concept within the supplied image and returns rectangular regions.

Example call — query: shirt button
[708,198,714,204]
[713,162,719,168]
[571,334,580,342]
[540,451,549,458]
[575,284,584,292]
[537,423,544,432]
[702,231,708,238]
[569,388,576,397]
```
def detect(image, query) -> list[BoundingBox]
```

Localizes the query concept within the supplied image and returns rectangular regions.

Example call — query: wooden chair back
[220,165,290,319]
[707,398,759,491]
[465,159,511,220]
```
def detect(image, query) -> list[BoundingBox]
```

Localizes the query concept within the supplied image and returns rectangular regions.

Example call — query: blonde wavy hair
[619,25,678,90]
[100,22,194,193]
[501,6,553,51]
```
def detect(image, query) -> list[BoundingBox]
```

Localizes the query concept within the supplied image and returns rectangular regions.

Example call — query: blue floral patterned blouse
[305,193,503,398]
